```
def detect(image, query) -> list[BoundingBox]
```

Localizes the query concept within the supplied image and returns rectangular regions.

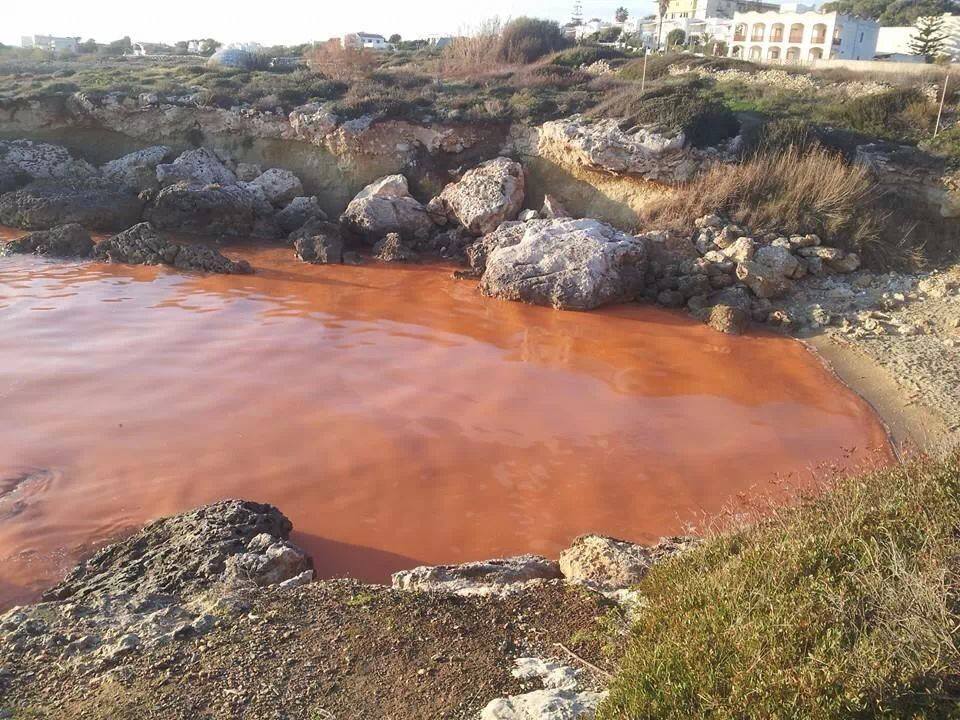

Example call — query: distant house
[187,39,217,55]
[132,42,176,56]
[729,6,879,61]
[20,35,79,53]
[877,14,960,61]
[342,32,390,51]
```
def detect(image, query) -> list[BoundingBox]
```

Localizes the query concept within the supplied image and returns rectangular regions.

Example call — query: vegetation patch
[599,454,960,720]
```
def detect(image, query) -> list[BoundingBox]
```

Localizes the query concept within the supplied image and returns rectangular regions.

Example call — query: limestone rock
[145,182,259,236]
[481,658,606,720]
[559,535,695,590]
[392,555,561,596]
[94,222,253,274]
[374,232,418,262]
[242,168,304,207]
[541,194,570,219]
[0,162,31,194]
[223,533,313,588]
[44,500,305,604]
[736,260,793,299]
[294,221,344,264]
[475,218,648,311]
[434,157,525,236]
[156,148,237,188]
[755,244,801,280]
[235,162,263,182]
[721,237,755,263]
[0,139,98,181]
[2,223,93,258]
[340,174,433,240]
[536,116,699,183]
[276,196,328,234]
[0,179,144,231]
[707,304,749,335]
[100,146,172,191]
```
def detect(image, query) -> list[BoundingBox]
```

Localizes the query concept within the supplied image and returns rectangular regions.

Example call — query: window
[768,46,781,59]
[789,23,804,43]
[731,44,743,57]
[786,46,801,61]
[808,47,823,59]
[811,23,827,44]
[751,23,765,41]
[733,23,747,41]
[770,23,784,42]
[749,45,762,59]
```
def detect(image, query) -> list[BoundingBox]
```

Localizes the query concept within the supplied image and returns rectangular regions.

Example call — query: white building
[20,35,79,53]
[574,19,617,41]
[342,32,390,51]
[877,14,960,61]
[729,8,879,61]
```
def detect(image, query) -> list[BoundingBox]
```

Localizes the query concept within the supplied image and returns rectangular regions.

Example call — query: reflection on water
[0,236,891,608]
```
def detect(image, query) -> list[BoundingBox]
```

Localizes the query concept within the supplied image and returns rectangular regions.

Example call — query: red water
[0,232,891,608]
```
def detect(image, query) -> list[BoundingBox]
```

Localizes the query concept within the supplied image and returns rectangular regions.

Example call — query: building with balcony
[728,8,879,61]
[20,35,79,53]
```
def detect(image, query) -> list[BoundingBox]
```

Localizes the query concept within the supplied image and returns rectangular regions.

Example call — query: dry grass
[438,19,505,78]
[643,145,888,260]
[599,453,960,720]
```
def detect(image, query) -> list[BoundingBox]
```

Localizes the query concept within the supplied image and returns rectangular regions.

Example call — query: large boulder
[44,500,310,604]
[94,222,252,274]
[431,157,525,236]
[276,196,328,234]
[0,179,144,231]
[474,218,648,311]
[559,535,697,591]
[0,162,29,194]
[145,182,259,236]
[0,139,98,181]
[156,148,237,188]
[340,174,434,241]
[1,223,93,258]
[374,232,418,262]
[293,220,344,264]
[100,145,172,192]
[242,168,303,207]
[392,555,561,596]
[736,260,793,299]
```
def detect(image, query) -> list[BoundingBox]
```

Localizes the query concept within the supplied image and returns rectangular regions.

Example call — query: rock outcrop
[94,222,252,274]
[340,174,434,241]
[481,657,606,720]
[242,168,304,207]
[430,157,525,236]
[856,142,960,218]
[473,218,648,311]
[374,232,418,262]
[276,196,328,234]
[0,178,144,231]
[293,220,345,264]
[558,535,697,591]
[156,147,237,187]
[392,555,562,596]
[145,181,260,236]
[1,223,94,258]
[0,139,98,181]
[100,145,172,191]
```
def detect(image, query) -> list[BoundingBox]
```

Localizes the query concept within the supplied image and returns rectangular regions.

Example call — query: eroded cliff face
[0,94,511,217]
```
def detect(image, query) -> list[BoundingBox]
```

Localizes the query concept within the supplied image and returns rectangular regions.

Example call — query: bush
[834,87,931,139]
[666,28,686,47]
[589,80,739,148]
[599,454,960,720]
[496,17,568,65]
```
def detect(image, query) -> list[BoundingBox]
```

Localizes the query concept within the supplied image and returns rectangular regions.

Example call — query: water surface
[0,235,890,607]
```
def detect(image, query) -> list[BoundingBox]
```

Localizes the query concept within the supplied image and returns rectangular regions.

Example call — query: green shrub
[600,455,960,720]
[497,17,569,65]
[833,87,930,139]
[589,80,739,147]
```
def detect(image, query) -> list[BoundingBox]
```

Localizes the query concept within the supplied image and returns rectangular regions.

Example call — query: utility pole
[572,1,583,25]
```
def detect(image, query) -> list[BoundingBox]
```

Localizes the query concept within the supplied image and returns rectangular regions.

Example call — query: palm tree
[657,0,670,51]
[616,6,629,24]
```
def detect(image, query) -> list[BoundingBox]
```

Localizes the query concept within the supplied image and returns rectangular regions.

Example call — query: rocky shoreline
[0,500,692,719]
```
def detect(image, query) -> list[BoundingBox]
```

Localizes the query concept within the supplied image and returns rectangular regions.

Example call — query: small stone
[707,304,749,335]
[657,289,686,308]
[721,237,755,263]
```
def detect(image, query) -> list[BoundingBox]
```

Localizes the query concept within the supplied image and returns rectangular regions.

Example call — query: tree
[78,38,98,53]
[389,34,402,44]
[667,28,687,48]
[821,0,957,26]
[616,6,630,23]
[657,0,670,49]
[909,13,948,60]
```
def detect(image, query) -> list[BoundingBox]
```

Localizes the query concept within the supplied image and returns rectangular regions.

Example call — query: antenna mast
[572,1,584,24]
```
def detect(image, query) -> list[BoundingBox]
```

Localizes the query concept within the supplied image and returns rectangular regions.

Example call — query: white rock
[475,218,648,311]
[721,237,755,263]
[340,174,433,240]
[392,555,561,596]
[433,157,525,236]
[754,244,801,280]
[0,139,98,180]
[156,148,237,187]
[242,168,304,207]
[100,146,171,191]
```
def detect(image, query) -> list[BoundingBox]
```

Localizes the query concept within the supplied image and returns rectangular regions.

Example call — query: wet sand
[0,237,891,608]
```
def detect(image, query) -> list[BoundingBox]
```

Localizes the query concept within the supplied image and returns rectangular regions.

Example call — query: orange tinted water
[0,232,890,608]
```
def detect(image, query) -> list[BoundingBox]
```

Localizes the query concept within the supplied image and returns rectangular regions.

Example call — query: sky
[2,0,659,47]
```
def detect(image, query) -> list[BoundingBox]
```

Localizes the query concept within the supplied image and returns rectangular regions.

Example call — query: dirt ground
[0,580,616,720]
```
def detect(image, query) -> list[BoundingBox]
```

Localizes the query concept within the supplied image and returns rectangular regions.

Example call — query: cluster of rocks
[1,222,252,274]
[481,657,607,720]
[0,140,328,241]
[391,534,696,598]
[0,501,312,673]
